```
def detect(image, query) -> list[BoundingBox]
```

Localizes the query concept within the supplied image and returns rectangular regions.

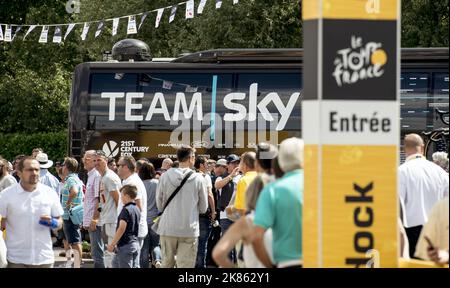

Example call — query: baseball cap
[226,154,240,164]
[216,159,228,167]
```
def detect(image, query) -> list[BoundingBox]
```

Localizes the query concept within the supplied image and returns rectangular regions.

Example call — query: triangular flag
[39,26,49,43]
[186,85,198,93]
[53,26,62,43]
[198,0,207,14]
[127,15,137,34]
[0,25,4,41]
[12,26,22,41]
[163,81,173,90]
[155,8,164,28]
[64,23,76,41]
[186,0,194,19]
[4,25,12,42]
[169,6,177,23]
[95,21,104,38]
[112,18,119,36]
[216,0,222,9]
[138,12,149,30]
[81,22,90,41]
[23,25,36,40]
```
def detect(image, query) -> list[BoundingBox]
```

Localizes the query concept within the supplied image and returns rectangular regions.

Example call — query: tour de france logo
[102,140,119,158]
[332,36,387,87]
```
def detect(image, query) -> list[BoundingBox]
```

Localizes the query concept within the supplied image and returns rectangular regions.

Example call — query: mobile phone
[424,236,434,250]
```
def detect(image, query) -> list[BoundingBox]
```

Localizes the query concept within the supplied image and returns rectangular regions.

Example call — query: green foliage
[0,65,70,133]
[0,130,68,162]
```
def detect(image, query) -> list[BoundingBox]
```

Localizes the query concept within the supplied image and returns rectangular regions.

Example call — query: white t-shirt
[0,231,6,268]
[119,173,148,238]
[0,183,64,265]
[399,155,449,227]
[0,175,17,193]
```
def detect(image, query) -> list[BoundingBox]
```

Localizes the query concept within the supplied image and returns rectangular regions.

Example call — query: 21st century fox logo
[333,36,387,87]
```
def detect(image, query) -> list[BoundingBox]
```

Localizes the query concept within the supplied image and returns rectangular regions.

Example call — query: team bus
[69,43,448,166]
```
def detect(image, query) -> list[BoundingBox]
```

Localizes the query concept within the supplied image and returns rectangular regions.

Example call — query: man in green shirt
[253,137,304,268]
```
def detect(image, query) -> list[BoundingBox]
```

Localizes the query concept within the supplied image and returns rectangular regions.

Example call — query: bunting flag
[186,0,195,19]
[12,26,22,41]
[81,22,90,41]
[23,25,36,40]
[169,6,177,23]
[64,23,76,40]
[4,25,12,42]
[53,26,62,43]
[138,12,149,30]
[0,0,241,44]
[95,21,104,38]
[38,25,49,43]
[163,80,173,90]
[112,18,120,36]
[185,85,198,93]
[155,8,164,28]
[198,0,207,14]
[127,15,137,34]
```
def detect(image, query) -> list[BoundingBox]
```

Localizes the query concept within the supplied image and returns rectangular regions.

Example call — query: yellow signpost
[302,0,400,267]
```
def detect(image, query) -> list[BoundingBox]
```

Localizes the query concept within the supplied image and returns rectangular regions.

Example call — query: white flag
[4,25,12,42]
[185,85,198,93]
[95,22,104,38]
[198,0,207,14]
[216,0,222,9]
[169,6,177,23]
[112,18,120,36]
[233,0,239,4]
[155,8,164,28]
[186,0,194,19]
[0,25,3,41]
[23,25,36,40]
[163,81,173,90]
[39,26,49,43]
[81,23,90,41]
[127,15,137,34]
[64,23,76,40]
[12,26,22,41]
[53,26,62,43]
[138,12,149,30]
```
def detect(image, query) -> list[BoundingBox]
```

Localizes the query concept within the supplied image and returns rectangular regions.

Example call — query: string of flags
[0,0,239,43]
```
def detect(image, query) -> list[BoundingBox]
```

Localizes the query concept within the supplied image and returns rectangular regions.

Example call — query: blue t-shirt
[253,169,303,264]
[61,173,84,220]
[117,202,140,247]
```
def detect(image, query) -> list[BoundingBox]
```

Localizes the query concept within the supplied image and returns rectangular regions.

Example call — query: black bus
[69,48,448,166]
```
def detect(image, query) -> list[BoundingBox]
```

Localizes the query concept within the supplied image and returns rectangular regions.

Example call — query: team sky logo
[332,36,387,87]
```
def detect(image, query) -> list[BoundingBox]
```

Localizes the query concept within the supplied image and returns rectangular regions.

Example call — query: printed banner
[169,6,177,23]
[186,0,195,19]
[53,26,62,43]
[155,8,164,28]
[112,18,120,36]
[4,25,12,42]
[81,22,90,41]
[38,25,49,43]
[95,22,104,38]
[127,15,138,34]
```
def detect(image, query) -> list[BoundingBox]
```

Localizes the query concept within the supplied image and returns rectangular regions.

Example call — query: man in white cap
[36,153,60,197]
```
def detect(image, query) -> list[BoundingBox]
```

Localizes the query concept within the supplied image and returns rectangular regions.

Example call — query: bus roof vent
[112,39,152,62]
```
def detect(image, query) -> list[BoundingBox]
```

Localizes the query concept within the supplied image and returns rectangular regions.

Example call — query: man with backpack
[155,145,208,268]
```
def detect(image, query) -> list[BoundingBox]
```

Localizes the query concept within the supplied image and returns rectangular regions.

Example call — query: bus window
[432,73,449,129]
[400,73,430,132]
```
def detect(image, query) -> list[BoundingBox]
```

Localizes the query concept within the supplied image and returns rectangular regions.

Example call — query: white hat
[36,153,54,169]
[278,137,304,172]
[216,159,228,167]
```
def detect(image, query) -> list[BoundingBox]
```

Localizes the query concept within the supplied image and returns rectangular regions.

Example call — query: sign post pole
[302,0,400,268]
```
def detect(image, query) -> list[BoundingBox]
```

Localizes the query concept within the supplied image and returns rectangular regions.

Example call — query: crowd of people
[0,133,448,268]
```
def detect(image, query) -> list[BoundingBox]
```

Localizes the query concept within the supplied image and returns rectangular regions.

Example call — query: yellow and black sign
[302,0,400,268]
